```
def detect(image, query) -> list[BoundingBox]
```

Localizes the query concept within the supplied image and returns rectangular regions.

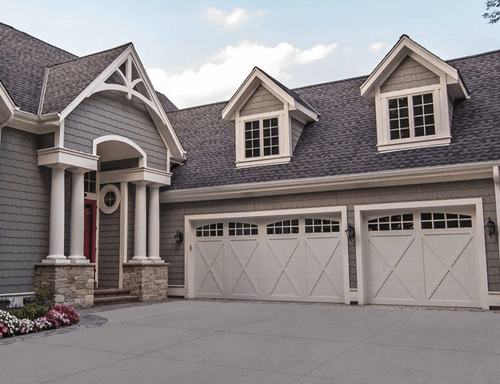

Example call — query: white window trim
[375,82,451,153]
[99,184,121,214]
[235,109,292,168]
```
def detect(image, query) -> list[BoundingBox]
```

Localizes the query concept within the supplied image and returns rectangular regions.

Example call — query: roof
[156,91,178,113]
[166,49,500,191]
[0,23,178,117]
[41,44,131,115]
[0,22,76,114]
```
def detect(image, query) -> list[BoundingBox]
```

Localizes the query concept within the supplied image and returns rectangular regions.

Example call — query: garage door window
[267,219,299,235]
[196,223,224,237]
[368,214,414,231]
[229,222,258,236]
[421,213,472,229]
[305,219,340,233]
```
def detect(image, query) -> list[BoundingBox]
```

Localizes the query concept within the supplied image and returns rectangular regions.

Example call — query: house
[1,22,500,309]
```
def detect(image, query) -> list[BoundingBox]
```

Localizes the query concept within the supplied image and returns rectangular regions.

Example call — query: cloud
[369,42,385,53]
[148,40,338,108]
[203,6,266,30]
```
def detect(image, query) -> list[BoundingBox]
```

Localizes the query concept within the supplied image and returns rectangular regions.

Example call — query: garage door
[193,216,346,302]
[365,209,480,307]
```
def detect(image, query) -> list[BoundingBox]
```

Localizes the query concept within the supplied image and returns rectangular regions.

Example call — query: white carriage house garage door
[364,207,483,307]
[191,214,347,303]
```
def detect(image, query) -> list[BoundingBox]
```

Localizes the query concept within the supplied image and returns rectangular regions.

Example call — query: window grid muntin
[244,120,261,158]
[103,191,116,207]
[196,223,224,237]
[228,222,258,236]
[421,213,472,229]
[305,219,340,233]
[388,92,436,141]
[368,214,414,231]
[267,219,299,235]
[84,171,96,194]
[262,118,279,156]
[412,93,435,137]
[243,117,279,159]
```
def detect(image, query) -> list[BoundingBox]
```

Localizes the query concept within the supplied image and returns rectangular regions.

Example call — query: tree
[484,0,500,24]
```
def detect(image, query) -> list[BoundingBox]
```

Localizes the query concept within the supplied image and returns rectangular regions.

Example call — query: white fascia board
[160,161,499,203]
[360,36,467,100]
[99,166,172,185]
[0,81,15,115]
[55,45,185,161]
[37,147,99,170]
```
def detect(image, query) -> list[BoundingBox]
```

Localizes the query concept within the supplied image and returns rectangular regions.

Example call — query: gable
[380,56,439,93]
[240,85,284,117]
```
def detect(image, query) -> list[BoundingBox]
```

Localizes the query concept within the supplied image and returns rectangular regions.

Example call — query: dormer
[361,35,469,152]
[222,67,318,168]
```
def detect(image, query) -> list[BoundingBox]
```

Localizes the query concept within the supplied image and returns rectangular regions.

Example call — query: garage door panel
[227,239,260,296]
[193,215,345,303]
[365,208,481,308]
[306,237,343,299]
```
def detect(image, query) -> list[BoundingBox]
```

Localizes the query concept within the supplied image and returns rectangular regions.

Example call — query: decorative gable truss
[58,45,186,163]
[360,35,469,152]
[222,67,318,168]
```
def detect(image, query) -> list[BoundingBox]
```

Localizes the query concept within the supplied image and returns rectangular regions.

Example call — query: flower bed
[0,305,79,338]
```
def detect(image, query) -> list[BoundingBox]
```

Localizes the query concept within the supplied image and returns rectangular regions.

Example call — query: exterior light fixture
[485,217,496,238]
[345,223,355,242]
[174,230,184,245]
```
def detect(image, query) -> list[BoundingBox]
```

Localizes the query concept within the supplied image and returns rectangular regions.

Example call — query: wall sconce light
[485,217,496,238]
[345,223,355,242]
[174,230,184,245]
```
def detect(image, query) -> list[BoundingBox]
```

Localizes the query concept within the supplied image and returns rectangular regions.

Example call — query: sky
[1,1,499,108]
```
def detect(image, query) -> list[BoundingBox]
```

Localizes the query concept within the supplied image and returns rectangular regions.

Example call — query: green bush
[8,303,51,321]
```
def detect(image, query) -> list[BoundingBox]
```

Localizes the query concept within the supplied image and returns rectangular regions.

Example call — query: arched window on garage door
[368,214,414,231]
[267,219,299,235]
[304,219,340,233]
[196,223,223,237]
[228,222,258,236]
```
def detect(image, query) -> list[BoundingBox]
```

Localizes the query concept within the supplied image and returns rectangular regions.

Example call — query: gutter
[160,161,500,203]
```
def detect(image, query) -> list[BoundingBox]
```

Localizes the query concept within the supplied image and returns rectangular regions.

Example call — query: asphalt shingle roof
[41,44,130,115]
[0,22,76,114]
[156,91,178,113]
[166,50,500,190]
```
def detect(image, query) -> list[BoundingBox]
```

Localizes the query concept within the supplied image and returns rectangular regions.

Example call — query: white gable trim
[53,45,185,162]
[93,135,148,167]
[222,67,318,122]
[360,35,469,102]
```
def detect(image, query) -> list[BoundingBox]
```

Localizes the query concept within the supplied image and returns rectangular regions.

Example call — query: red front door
[84,199,97,263]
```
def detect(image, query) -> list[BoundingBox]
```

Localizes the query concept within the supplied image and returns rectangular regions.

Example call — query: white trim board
[353,198,489,309]
[161,162,499,203]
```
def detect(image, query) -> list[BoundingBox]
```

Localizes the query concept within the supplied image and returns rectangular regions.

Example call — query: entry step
[94,288,133,297]
[93,294,140,306]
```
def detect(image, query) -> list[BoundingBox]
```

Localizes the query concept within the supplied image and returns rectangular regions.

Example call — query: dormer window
[360,35,469,153]
[245,117,279,158]
[388,92,435,140]
[221,67,318,168]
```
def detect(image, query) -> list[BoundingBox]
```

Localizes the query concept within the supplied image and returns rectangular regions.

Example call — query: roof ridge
[170,100,228,113]
[445,47,500,63]
[46,42,132,68]
[0,22,77,59]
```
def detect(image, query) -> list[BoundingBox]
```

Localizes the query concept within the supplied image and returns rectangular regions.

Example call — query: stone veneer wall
[34,264,95,308]
[160,179,499,291]
[122,264,169,302]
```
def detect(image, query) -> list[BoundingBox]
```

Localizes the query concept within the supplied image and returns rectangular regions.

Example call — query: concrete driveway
[1,300,500,384]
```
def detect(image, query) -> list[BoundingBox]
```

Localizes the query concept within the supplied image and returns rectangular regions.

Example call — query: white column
[44,166,69,264]
[148,185,163,263]
[68,169,89,264]
[131,181,149,263]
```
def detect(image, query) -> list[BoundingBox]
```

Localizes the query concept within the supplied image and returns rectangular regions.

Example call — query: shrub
[35,289,53,306]
[52,305,79,325]
[8,303,51,321]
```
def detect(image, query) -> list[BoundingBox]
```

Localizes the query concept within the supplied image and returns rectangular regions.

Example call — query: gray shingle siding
[64,92,169,172]
[98,194,120,288]
[161,179,499,291]
[240,85,283,117]
[0,128,50,294]
[380,56,439,93]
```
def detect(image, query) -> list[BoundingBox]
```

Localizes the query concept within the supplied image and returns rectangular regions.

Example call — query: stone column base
[34,264,95,308]
[123,263,169,302]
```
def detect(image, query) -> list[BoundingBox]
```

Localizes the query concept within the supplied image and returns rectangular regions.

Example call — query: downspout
[493,166,500,269]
